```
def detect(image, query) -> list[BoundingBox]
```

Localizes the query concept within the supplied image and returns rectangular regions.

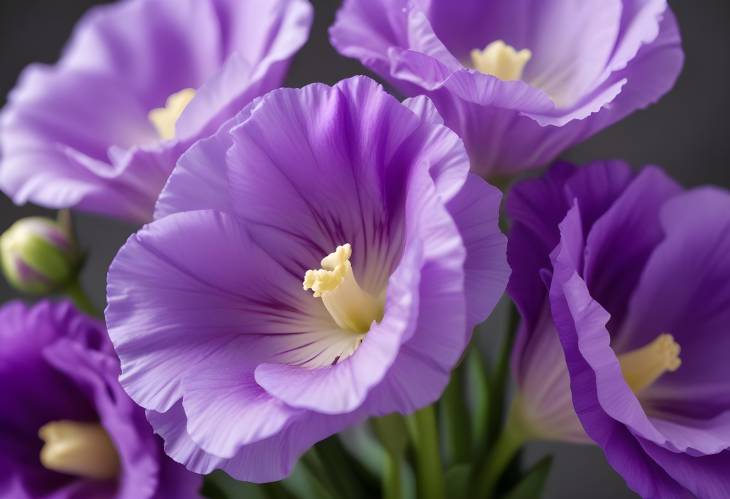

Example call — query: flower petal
[623,188,730,423]
[106,210,328,414]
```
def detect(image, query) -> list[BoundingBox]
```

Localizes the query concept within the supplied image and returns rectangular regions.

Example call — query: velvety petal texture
[331,0,683,177]
[0,0,313,222]
[106,76,509,482]
[507,161,730,498]
[0,300,200,499]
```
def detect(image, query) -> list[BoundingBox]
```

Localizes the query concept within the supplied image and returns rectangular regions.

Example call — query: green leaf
[502,456,553,499]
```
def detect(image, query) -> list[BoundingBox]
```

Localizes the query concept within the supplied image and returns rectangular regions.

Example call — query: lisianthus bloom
[105,76,509,482]
[0,0,312,223]
[330,0,683,178]
[508,161,730,498]
[0,300,200,498]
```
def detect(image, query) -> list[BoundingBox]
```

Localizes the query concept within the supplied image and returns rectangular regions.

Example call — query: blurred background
[1,1,728,497]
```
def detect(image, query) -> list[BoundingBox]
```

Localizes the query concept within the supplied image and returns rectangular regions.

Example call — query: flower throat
[303,244,384,333]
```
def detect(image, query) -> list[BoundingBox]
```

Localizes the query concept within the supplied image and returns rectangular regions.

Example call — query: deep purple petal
[508,161,633,373]
[583,167,681,335]
[548,206,684,498]
[622,188,730,421]
[0,301,200,499]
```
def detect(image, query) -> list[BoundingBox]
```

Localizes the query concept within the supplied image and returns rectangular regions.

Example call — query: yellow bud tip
[470,40,532,81]
[39,421,120,480]
[303,244,384,333]
[619,334,682,394]
[148,88,196,140]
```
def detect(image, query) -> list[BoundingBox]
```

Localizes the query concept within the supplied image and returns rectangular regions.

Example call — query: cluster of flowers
[0,0,726,498]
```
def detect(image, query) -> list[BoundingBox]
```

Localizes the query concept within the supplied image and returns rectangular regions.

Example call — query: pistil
[39,420,120,480]
[303,244,384,333]
[148,88,196,140]
[470,40,532,81]
[619,334,682,394]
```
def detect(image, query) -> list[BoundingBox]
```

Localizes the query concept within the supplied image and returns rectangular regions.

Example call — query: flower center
[618,334,682,394]
[38,420,120,480]
[470,40,532,81]
[303,244,384,333]
[148,88,196,140]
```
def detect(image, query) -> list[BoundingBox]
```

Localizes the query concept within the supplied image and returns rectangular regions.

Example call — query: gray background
[1,1,728,497]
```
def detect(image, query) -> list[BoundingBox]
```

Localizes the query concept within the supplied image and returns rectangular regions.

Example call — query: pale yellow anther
[148,88,196,140]
[470,40,532,81]
[39,421,120,480]
[303,244,384,333]
[619,334,682,394]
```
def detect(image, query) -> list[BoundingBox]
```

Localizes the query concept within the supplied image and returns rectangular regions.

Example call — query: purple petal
[61,0,222,109]
[583,167,681,336]
[106,210,330,414]
[548,206,683,497]
[149,402,363,483]
[622,189,730,422]
[640,439,730,498]
[182,369,300,458]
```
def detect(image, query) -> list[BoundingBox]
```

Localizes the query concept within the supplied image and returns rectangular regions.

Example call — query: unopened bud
[0,217,81,295]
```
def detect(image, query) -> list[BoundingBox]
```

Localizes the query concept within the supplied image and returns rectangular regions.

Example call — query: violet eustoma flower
[0,300,200,499]
[105,76,509,482]
[330,0,683,178]
[0,0,312,223]
[508,161,730,498]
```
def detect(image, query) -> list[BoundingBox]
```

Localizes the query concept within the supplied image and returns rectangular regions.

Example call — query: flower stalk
[62,278,100,318]
[473,402,530,498]
[407,405,445,499]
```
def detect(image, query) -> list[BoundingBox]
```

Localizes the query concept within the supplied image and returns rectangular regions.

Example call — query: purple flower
[507,161,730,498]
[330,0,683,178]
[0,300,200,498]
[0,0,313,223]
[105,76,509,482]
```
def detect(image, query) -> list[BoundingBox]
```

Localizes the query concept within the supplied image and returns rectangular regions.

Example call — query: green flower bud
[0,217,81,295]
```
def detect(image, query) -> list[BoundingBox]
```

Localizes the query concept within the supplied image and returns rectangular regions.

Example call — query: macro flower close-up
[0,0,313,223]
[0,300,200,498]
[0,1,728,498]
[330,0,684,178]
[105,75,509,482]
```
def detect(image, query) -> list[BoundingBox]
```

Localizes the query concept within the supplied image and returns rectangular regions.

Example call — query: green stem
[200,472,229,499]
[441,363,471,464]
[474,404,528,498]
[488,301,519,445]
[300,452,338,499]
[62,278,101,318]
[373,414,408,499]
[383,450,403,499]
[314,437,365,499]
[407,405,444,499]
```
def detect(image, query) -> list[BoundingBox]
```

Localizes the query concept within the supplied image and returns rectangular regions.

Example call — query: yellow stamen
[470,40,532,81]
[148,88,196,140]
[39,420,120,480]
[619,334,682,394]
[303,244,384,333]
